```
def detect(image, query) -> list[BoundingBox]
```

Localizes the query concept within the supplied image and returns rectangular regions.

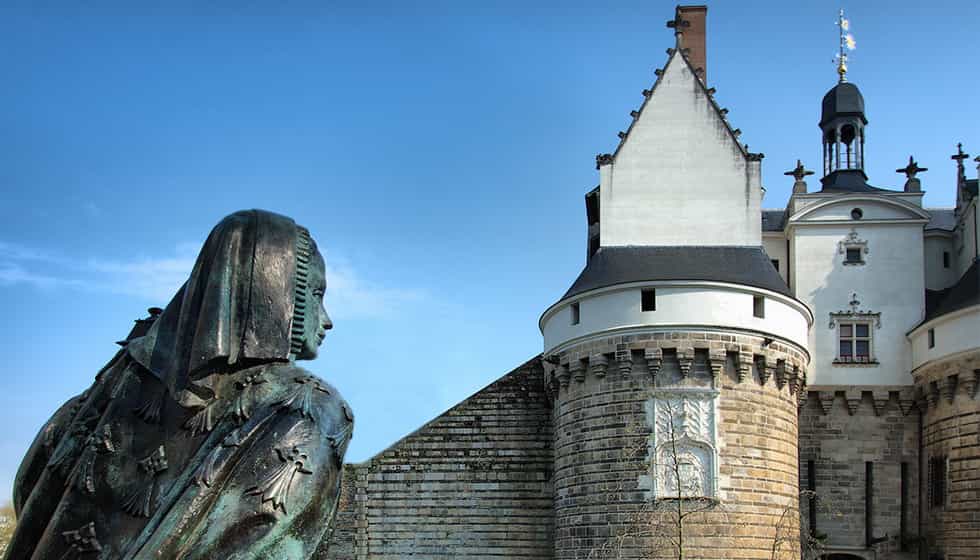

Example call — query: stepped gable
[562,245,791,299]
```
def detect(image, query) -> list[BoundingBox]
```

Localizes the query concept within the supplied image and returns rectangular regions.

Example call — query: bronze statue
[6,210,352,559]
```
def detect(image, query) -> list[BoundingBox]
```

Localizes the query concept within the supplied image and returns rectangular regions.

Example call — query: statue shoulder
[263,363,354,426]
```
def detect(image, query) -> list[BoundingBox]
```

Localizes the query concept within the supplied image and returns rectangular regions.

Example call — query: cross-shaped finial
[666,15,690,32]
[784,159,814,182]
[952,143,970,164]
[896,155,928,179]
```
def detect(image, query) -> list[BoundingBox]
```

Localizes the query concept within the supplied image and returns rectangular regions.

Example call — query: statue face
[297,247,332,361]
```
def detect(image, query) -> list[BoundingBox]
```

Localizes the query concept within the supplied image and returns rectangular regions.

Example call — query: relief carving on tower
[649,390,718,499]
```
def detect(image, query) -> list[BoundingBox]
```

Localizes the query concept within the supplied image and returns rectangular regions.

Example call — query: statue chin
[4,209,352,560]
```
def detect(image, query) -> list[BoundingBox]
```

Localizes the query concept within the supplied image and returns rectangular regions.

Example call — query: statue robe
[6,210,352,560]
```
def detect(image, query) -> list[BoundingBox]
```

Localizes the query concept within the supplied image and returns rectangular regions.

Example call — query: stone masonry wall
[319,356,554,559]
[914,351,980,560]
[546,330,805,560]
[798,386,920,560]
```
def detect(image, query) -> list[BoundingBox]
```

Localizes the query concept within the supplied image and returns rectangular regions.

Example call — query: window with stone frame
[829,293,880,366]
[837,321,873,363]
[838,229,869,266]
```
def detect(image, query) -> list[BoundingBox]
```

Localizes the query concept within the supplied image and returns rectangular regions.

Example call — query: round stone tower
[539,8,814,557]
[540,248,812,559]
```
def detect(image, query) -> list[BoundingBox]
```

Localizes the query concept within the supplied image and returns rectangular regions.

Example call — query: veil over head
[127,209,304,395]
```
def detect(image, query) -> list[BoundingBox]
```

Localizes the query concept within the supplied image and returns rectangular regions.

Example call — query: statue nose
[322,312,333,331]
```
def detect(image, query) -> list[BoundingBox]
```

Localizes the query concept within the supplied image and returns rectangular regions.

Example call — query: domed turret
[820,81,875,192]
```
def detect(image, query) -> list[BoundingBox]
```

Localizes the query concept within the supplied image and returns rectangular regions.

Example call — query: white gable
[598,52,762,247]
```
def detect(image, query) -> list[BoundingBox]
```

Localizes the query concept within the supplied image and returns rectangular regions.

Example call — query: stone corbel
[871,390,891,416]
[845,390,862,416]
[645,348,663,384]
[898,388,917,416]
[942,375,958,404]
[615,344,632,377]
[568,360,585,384]
[788,363,802,395]
[926,382,940,410]
[817,391,835,415]
[735,349,753,384]
[708,348,726,384]
[677,347,694,379]
[961,370,979,400]
[556,363,570,389]
[759,354,777,387]
[590,354,608,379]
[796,384,809,410]
[774,359,788,390]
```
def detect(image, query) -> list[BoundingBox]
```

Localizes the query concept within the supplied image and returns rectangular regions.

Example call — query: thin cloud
[0,241,424,319]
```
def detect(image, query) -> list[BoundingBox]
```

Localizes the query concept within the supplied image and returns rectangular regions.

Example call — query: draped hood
[127,209,301,395]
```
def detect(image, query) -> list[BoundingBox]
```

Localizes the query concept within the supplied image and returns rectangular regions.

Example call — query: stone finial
[569,360,585,384]
[817,391,835,415]
[844,390,862,416]
[645,348,663,384]
[677,347,694,379]
[942,375,958,404]
[871,390,891,416]
[556,364,571,389]
[785,159,814,195]
[897,155,927,193]
[595,153,614,169]
[589,354,609,379]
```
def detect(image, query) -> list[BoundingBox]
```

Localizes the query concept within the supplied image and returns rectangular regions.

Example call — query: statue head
[291,228,332,361]
[127,209,332,394]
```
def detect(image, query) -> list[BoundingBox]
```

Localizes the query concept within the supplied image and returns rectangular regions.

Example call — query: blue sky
[0,1,977,500]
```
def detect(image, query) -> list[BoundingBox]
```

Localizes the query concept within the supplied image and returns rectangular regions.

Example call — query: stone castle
[323,7,980,560]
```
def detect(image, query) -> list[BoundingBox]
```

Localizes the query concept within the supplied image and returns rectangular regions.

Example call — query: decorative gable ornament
[828,292,882,329]
[838,229,869,265]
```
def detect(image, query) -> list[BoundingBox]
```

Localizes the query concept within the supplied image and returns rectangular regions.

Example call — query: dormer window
[845,248,863,264]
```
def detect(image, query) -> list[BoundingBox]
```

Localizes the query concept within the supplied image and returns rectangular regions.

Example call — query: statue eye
[313,289,324,298]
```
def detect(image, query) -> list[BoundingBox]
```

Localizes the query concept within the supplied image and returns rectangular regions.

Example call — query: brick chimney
[668,5,708,84]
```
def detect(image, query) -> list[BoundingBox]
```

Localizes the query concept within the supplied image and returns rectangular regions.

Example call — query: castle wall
[319,357,554,559]
[798,387,920,559]
[913,352,980,560]
[547,330,804,560]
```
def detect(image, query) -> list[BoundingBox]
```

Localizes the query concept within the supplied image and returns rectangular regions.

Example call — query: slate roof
[924,259,980,322]
[762,210,787,232]
[562,246,791,300]
[818,170,891,194]
[966,179,978,198]
[925,208,956,231]
[820,82,867,127]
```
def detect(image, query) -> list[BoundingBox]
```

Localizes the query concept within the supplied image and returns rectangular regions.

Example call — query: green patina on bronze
[6,210,352,560]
